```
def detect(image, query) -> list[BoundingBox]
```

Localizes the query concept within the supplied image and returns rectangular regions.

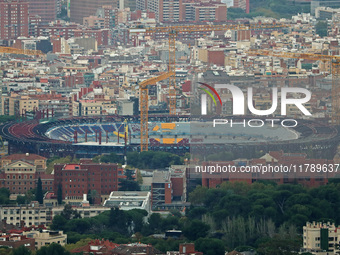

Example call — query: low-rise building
[103,191,151,213]
[24,230,67,249]
[0,232,35,251]
[0,203,52,227]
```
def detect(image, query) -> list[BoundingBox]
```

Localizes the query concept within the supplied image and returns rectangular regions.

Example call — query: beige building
[24,230,67,249]
[302,222,340,255]
[2,95,39,116]
[83,16,105,29]
[0,204,52,227]
[73,100,115,116]
[0,153,47,169]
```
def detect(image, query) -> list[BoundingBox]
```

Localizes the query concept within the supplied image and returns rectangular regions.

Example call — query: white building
[302,221,340,255]
[103,191,151,213]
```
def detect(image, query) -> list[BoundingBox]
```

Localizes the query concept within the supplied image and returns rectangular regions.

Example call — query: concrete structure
[117,100,134,115]
[27,0,57,23]
[24,230,67,249]
[103,191,151,213]
[70,0,118,25]
[151,170,172,209]
[0,0,29,41]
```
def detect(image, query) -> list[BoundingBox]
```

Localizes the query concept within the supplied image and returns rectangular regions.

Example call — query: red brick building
[200,151,335,188]
[0,0,29,41]
[53,160,119,202]
[0,154,53,194]
[27,0,57,23]
[0,231,35,251]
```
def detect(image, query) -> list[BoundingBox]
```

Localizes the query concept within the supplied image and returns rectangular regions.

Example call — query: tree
[61,204,80,220]
[36,177,43,204]
[12,245,31,255]
[119,179,141,191]
[183,220,210,240]
[36,243,71,255]
[136,169,143,184]
[188,185,208,205]
[50,215,67,230]
[195,238,225,255]
[57,183,63,205]
[16,195,27,205]
[256,235,300,255]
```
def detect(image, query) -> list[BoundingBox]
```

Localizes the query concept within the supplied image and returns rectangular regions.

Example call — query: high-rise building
[118,0,136,11]
[0,0,29,41]
[181,0,227,22]
[147,0,182,22]
[70,0,118,25]
[233,0,249,14]
[96,5,118,29]
[136,0,147,10]
[27,0,57,24]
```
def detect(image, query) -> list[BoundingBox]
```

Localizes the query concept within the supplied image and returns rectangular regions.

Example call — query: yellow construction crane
[130,23,289,116]
[0,46,44,56]
[131,23,289,151]
[248,49,340,124]
[139,72,174,151]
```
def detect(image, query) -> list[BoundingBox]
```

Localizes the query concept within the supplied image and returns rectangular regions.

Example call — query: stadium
[0,115,339,159]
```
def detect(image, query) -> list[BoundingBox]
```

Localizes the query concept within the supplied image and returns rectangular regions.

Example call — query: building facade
[0,0,29,41]
[24,230,67,249]
[70,0,118,25]
[0,204,53,227]
[0,154,53,194]
[302,221,340,254]
[27,0,57,24]
[54,160,119,203]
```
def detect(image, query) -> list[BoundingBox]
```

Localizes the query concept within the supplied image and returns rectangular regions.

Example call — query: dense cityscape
[0,0,340,254]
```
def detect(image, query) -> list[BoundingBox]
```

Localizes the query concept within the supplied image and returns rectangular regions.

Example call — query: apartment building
[0,0,29,41]
[24,230,67,249]
[70,0,118,25]
[147,0,182,22]
[0,204,53,227]
[2,95,39,117]
[302,221,340,254]
[181,0,227,22]
[27,0,57,23]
